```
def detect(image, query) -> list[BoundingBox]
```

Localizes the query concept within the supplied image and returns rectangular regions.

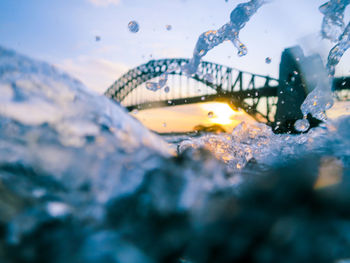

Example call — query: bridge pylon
[274,46,328,133]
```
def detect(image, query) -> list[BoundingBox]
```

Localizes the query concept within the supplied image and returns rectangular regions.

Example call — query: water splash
[320,0,350,76]
[146,74,169,92]
[301,86,334,121]
[298,1,350,126]
[128,21,140,33]
[145,63,179,92]
[184,0,266,75]
[327,22,350,76]
[294,118,310,132]
[320,0,349,42]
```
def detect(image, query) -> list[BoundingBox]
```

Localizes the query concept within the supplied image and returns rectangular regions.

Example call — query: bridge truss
[105,58,279,123]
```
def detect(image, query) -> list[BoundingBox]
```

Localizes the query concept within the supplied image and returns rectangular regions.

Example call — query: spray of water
[320,0,350,42]
[297,1,350,128]
[183,0,266,75]
[320,0,350,76]
[327,22,350,76]
[145,0,265,92]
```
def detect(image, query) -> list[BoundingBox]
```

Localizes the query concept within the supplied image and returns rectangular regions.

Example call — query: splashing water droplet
[265,57,271,64]
[208,111,214,118]
[294,119,310,132]
[301,86,334,121]
[165,25,172,31]
[146,82,159,92]
[146,74,169,92]
[164,86,170,93]
[320,0,348,42]
[201,96,206,101]
[184,0,265,75]
[320,0,350,76]
[128,21,140,33]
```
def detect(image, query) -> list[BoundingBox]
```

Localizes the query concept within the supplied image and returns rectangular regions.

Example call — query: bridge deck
[126,87,278,111]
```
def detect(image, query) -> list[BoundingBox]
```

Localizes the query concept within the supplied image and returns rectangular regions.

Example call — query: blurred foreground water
[1,46,350,263]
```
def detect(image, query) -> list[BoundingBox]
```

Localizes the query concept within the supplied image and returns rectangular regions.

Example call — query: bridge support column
[274,46,327,133]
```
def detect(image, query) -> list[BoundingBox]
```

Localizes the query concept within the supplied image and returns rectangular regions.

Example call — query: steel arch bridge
[105,46,350,131]
[105,58,280,123]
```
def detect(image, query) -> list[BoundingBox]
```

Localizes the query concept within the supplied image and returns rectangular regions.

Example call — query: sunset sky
[1,0,350,132]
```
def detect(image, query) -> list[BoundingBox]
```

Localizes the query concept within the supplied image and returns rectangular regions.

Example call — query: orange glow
[200,102,242,125]
[131,102,254,133]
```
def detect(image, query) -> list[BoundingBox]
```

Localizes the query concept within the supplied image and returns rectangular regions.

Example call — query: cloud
[87,0,121,7]
[57,56,128,94]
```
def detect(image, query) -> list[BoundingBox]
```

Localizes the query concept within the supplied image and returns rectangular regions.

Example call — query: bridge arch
[105,58,277,102]
[105,58,279,123]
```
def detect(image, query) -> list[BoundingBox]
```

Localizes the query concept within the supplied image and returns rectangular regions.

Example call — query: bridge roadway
[126,77,350,112]
[126,87,278,122]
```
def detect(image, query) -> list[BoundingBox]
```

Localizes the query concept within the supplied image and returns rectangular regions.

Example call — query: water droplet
[265,57,271,64]
[201,96,205,101]
[164,86,170,93]
[208,111,214,118]
[95,36,101,42]
[165,25,172,31]
[146,82,159,91]
[199,49,205,56]
[163,122,167,127]
[294,119,310,132]
[128,21,140,33]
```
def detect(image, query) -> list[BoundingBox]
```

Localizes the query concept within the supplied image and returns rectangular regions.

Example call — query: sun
[200,102,241,125]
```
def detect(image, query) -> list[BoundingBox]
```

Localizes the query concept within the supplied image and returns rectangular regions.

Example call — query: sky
[1,0,350,132]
